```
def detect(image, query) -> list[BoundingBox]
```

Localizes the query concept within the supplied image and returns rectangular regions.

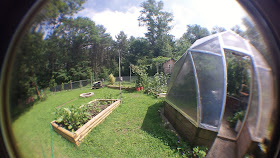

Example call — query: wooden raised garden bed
[107,85,135,91]
[51,99,121,146]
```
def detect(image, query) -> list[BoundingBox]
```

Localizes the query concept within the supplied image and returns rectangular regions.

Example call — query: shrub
[109,73,115,85]
[145,72,169,96]
[61,82,64,90]
[131,65,148,87]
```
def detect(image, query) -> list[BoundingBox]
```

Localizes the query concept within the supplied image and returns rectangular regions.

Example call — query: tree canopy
[138,0,174,57]
[183,24,210,44]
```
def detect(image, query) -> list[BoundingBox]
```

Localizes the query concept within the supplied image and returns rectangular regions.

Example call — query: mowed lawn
[12,87,188,157]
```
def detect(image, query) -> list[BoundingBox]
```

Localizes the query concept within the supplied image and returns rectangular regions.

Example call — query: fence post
[80,80,82,88]
[130,64,131,82]
[91,75,92,86]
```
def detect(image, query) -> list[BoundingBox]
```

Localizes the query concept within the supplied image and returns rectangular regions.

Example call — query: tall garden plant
[131,65,148,88]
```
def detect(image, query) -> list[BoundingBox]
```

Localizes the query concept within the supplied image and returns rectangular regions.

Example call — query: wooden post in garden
[70,80,72,90]
[35,83,41,99]
[90,72,92,86]
[118,50,122,102]
[156,62,159,74]
[129,63,131,83]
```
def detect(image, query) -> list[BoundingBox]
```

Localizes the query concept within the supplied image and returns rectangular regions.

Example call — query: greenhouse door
[218,50,252,140]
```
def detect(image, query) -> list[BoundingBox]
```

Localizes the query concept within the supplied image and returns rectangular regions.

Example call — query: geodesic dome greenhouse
[165,31,274,141]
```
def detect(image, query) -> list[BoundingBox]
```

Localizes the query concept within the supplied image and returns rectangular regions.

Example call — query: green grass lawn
[12,87,190,157]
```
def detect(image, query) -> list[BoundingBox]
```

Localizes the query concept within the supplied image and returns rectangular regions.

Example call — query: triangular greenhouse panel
[166,53,198,122]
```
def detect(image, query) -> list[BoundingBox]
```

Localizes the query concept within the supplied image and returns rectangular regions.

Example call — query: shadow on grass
[141,101,190,155]
[10,98,41,122]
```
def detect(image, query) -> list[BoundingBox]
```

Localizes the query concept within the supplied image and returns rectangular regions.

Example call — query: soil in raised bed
[89,101,111,117]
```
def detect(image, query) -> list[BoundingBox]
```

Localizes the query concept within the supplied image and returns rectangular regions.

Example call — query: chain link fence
[50,79,91,92]
[50,76,138,92]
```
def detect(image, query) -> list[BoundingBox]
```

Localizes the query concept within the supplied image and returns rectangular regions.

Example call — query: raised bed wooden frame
[107,85,135,91]
[51,99,121,146]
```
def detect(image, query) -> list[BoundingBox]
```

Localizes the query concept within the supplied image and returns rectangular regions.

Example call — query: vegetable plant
[55,105,91,132]
[227,110,245,128]
[54,100,113,132]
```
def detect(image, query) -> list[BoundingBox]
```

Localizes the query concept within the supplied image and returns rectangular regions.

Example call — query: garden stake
[50,124,54,158]
[40,143,46,158]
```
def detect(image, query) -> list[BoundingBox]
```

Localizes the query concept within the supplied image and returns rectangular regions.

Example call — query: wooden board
[107,85,134,90]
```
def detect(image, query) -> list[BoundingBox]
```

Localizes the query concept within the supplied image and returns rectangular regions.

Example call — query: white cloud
[78,7,146,39]
[165,0,247,37]
[77,0,247,39]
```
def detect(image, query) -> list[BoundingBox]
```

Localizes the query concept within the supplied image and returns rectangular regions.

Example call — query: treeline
[10,0,257,109]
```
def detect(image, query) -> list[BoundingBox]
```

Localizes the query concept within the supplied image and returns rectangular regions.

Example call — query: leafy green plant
[227,110,245,128]
[191,146,208,158]
[145,72,169,96]
[55,105,91,132]
[61,82,64,91]
[131,65,148,87]
[108,73,115,85]
[54,99,115,132]
[104,93,114,104]
[95,107,102,113]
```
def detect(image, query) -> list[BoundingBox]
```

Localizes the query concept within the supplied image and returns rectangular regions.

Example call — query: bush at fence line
[109,74,115,85]
[40,89,47,101]
[61,82,64,90]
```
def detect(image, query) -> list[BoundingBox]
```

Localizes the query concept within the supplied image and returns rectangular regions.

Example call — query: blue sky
[77,0,247,39]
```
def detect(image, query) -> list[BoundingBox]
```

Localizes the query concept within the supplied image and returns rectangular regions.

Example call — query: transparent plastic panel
[221,32,248,51]
[246,71,259,136]
[256,68,274,138]
[191,52,225,127]
[251,46,270,69]
[190,33,219,49]
[167,53,187,92]
[166,53,198,122]
[192,37,222,55]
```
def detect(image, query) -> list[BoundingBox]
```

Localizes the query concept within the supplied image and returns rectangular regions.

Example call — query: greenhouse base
[164,101,217,147]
